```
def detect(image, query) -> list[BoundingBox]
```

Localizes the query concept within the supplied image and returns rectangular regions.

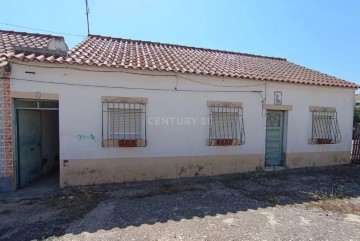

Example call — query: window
[102,97,147,147]
[207,101,245,146]
[309,106,341,144]
[109,109,141,140]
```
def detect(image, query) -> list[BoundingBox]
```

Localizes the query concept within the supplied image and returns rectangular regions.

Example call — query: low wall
[285,151,350,168]
[60,154,264,187]
[60,151,351,187]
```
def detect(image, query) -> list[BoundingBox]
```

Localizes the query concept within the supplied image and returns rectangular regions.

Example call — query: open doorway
[15,99,59,188]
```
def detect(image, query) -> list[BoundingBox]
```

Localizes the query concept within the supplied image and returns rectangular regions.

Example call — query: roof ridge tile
[0,29,63,40]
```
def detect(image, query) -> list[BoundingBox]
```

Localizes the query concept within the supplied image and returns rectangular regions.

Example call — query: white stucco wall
[266,82,354,153]
[9,63,355,165]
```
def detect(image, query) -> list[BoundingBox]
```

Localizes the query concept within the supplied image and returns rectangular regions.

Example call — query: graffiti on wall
[76,134,96,142]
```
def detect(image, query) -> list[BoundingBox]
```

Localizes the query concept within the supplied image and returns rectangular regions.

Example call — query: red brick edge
[2,71,13,177]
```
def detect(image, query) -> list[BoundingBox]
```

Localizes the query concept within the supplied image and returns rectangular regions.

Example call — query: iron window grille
[310,107,341,144]
[102,97,147,147]
[208,105,245,146]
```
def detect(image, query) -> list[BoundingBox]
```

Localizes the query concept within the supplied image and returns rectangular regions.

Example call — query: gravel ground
[1,165,360,241]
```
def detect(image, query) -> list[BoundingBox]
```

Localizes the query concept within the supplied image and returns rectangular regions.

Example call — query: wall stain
[178,164,206,177]
[178,166,186,176]
[292,157,304,167]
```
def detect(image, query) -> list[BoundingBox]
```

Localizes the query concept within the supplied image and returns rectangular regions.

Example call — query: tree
[354,107,360,125]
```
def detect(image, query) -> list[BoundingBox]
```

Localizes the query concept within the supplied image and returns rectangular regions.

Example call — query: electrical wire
[174,75,179,90]
[0,23,86,37]
[178,75,266,88]
[261,83,267,117]
[8,77,263,93]
[7,61,268,116]
[10,61,179,76]
[10,61,267,89]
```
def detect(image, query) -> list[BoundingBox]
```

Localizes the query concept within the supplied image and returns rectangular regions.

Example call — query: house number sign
[35,92,41,98]
[274,91,282,105]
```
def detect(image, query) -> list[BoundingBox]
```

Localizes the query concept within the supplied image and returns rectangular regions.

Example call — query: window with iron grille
[309,106,341,144]
[102,97,147,147]
[207,101,245,146]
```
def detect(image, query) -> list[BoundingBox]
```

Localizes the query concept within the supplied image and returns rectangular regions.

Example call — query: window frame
[102,96,147,147]
[207,101,245,146]
[309,106,341,144]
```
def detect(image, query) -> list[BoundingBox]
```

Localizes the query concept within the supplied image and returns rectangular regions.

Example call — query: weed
[244,189,284,205]
[49,186,107,220]
[305,199,360,215]
[220,173,245,189]
[249,177,268,187]
[308,184,347,201]
[221,179,238,189]
[271,195,281,205]
[220,170,290,190]
[131,182,201,199]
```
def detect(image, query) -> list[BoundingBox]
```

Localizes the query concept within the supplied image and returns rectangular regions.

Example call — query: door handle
[30,147,35,151]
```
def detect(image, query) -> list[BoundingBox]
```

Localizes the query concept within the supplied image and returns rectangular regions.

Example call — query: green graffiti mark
[76,134,96,142]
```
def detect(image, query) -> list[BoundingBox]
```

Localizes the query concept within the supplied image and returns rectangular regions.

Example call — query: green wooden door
[18,110,42,188]
[265,110,284,166]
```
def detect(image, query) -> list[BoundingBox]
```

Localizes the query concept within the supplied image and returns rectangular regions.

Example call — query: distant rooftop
[0,29,67,67]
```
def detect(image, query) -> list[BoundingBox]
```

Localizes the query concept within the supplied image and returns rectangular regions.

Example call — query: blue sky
[1,0,359,86]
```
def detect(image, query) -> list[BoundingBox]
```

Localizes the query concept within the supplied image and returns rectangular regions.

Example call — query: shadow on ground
[1,165,360,240]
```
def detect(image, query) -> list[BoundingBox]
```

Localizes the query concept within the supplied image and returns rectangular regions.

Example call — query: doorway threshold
[264,166,286,172]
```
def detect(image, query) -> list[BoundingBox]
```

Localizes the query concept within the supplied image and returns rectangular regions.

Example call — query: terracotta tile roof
[0,29,65,67]
[68,35,358,88]
[1,31,357,88]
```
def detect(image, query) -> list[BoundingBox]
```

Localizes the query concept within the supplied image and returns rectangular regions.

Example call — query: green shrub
[354,107,360,125]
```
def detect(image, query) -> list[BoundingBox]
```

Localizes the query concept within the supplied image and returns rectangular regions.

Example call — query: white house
[0,30,357,191]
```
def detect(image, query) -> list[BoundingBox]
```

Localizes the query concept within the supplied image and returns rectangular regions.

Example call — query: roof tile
[0,30,357,88]
[0,29,64,66]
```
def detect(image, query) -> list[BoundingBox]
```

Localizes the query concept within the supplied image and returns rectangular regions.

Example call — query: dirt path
[1,165,360,240]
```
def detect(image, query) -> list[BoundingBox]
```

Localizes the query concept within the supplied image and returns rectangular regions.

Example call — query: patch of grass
[249,177,268,187]
[221,179,237,189]
[220,170,293,190]
[131,183,202,198]
[305,199,360,215]
[220,174,241,189]
[251,170,293,182]
[49,186,107,220]
[245,189,285,205]
[308,184,347,201]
